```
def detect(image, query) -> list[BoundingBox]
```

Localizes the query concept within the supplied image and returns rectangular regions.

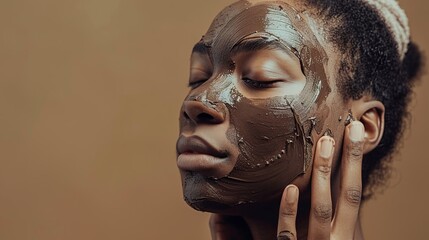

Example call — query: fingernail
[286,185,298,204]
[320,137,334,159]
[349,121,365,142]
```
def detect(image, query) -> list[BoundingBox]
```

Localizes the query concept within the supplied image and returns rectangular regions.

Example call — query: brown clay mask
[178,0,331,212]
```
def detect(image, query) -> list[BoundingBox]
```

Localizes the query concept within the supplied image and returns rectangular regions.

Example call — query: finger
[277,185,299,240]
[332,121,365,238]
[308,136,335,240]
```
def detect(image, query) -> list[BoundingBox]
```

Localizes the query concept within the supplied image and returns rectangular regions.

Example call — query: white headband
[363,0,410,60]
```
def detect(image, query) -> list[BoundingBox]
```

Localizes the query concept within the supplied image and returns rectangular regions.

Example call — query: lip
[177,135,227,157]
[176,135,229,174]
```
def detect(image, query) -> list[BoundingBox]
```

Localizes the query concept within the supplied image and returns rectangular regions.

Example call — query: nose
[182,100,225,124]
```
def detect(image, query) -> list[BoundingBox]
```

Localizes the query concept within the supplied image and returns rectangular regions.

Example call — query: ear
[350,97,385,154]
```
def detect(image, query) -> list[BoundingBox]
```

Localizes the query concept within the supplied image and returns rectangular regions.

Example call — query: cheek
[229,97,302,169]
[211,96,309,204]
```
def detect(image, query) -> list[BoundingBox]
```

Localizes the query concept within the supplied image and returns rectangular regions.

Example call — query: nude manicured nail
[286,185,298,204]
[349,121,365,142]
[320,137,334,159]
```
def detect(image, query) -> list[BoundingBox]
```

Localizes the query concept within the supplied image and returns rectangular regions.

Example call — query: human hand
[209,121,365,240]
[277,121,365,240]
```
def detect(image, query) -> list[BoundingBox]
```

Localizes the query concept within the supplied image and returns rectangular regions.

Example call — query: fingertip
[317,135,334,144]
[318,136,335,160]
[285,185,299,204]
[347,120,365,142]
[287,184,299,192]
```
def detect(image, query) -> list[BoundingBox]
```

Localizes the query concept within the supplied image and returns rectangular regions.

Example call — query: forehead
[204,0,303,44]
[199,0,325,68]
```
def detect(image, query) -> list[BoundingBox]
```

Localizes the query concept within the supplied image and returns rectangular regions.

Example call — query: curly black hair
[306,0,423,199]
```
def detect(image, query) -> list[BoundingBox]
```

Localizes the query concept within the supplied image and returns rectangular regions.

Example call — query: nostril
[197,113,214,122]
[183,100,225,124]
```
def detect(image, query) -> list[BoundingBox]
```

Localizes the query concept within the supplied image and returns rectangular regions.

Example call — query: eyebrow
[191,38,298,58]
[232,38,288,53]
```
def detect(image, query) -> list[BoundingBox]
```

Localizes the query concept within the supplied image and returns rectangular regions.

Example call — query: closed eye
[188,79,208,89]
[188,67,212,89]
[242,77,281,89]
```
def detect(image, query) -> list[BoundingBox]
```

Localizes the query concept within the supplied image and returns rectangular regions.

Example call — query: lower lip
[177,153,228,172]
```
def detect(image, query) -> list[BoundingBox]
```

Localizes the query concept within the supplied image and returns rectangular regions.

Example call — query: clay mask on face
[178,0,331,212]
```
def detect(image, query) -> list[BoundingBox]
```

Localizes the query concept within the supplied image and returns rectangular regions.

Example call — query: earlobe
[351,100,385,154]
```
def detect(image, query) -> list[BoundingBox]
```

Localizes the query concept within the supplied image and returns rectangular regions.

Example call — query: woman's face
[177,0,348,213]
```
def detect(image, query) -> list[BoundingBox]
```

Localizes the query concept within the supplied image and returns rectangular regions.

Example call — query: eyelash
[188,79,208,89]
[242,77,277,89]
[188,77,278,89]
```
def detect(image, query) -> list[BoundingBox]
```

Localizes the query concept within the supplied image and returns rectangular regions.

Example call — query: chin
[186,199,233,213]
[181,172,284,214]
[181,173,235,213]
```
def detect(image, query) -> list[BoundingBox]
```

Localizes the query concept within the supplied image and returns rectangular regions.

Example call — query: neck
[242,213,278,240]
[240,198,365,240]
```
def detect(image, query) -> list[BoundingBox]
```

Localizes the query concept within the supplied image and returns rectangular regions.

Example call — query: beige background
[0,0,427,239]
